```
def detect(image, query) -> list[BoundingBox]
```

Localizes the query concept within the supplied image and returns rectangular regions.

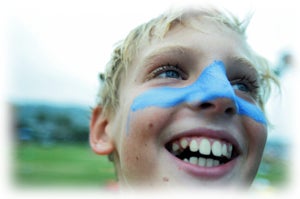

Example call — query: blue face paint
[130,60,266,125]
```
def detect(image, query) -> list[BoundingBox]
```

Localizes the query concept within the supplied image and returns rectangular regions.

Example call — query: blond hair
[97,6,277,117]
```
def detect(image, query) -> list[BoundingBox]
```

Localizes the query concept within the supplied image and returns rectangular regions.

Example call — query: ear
[89,106,114,155]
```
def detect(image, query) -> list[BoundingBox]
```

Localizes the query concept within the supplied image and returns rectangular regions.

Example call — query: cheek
[126,106,176,142]
[118,108,173,181]
[241,117,267,181]
[245,119,267,154]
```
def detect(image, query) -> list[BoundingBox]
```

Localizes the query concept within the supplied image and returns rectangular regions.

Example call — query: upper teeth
[199,139,210,155]
[180,138,188,149]
[170,137,233,166]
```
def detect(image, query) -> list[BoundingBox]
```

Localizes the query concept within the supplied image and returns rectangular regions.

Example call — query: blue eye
[232,83,250,92]
[150,64,187,80]
[230,75,259,99]
[157,70,181,79]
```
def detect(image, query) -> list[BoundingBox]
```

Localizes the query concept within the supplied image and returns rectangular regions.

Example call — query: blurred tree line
[12,103,90,145]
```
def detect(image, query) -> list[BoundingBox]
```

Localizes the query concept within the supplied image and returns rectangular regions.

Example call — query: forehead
[134,18,252,68]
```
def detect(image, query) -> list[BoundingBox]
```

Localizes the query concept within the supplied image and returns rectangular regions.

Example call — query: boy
[89,6,276,190]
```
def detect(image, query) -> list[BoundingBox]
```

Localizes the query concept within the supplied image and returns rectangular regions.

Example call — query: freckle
[148,123,153,129]
[136,156,139,161]
[163,177,169,182]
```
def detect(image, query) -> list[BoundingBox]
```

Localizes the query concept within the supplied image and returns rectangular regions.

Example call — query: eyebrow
[229,56,257,72]
[142,45,190,66]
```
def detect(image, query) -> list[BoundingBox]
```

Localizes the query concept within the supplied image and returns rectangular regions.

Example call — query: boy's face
[108,19,267,189]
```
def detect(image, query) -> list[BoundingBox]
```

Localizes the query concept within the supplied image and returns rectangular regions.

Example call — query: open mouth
[165,136,239,167]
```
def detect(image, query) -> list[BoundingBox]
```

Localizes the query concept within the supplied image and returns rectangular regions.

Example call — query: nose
[190,98,237,116]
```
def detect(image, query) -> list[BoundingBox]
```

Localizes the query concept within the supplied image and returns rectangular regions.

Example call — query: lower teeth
[183,157,224,167]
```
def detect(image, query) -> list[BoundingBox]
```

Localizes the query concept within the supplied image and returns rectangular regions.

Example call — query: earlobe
[89,106,114,155]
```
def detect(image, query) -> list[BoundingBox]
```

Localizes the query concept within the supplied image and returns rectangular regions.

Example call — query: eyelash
[147,63,188,80]
[230,75,260,96]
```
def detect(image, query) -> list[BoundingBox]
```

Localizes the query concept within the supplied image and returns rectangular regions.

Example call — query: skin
[90,19,267,191]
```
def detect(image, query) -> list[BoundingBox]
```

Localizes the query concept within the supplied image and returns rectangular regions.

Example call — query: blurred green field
[14,143,116,187]
[255,154,289,187]
[14,142,288,188]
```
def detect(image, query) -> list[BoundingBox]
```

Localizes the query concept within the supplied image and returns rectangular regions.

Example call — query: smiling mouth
[165,136,239,167]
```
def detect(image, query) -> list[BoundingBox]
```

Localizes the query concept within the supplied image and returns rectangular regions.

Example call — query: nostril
[199,100,237,116]
[200,102,214,109]
[225,107,236,115]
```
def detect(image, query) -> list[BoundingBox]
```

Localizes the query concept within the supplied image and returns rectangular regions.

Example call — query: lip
[164,127,241,179]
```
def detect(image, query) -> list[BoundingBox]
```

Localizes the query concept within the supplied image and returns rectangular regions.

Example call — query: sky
[3,0,299,107]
